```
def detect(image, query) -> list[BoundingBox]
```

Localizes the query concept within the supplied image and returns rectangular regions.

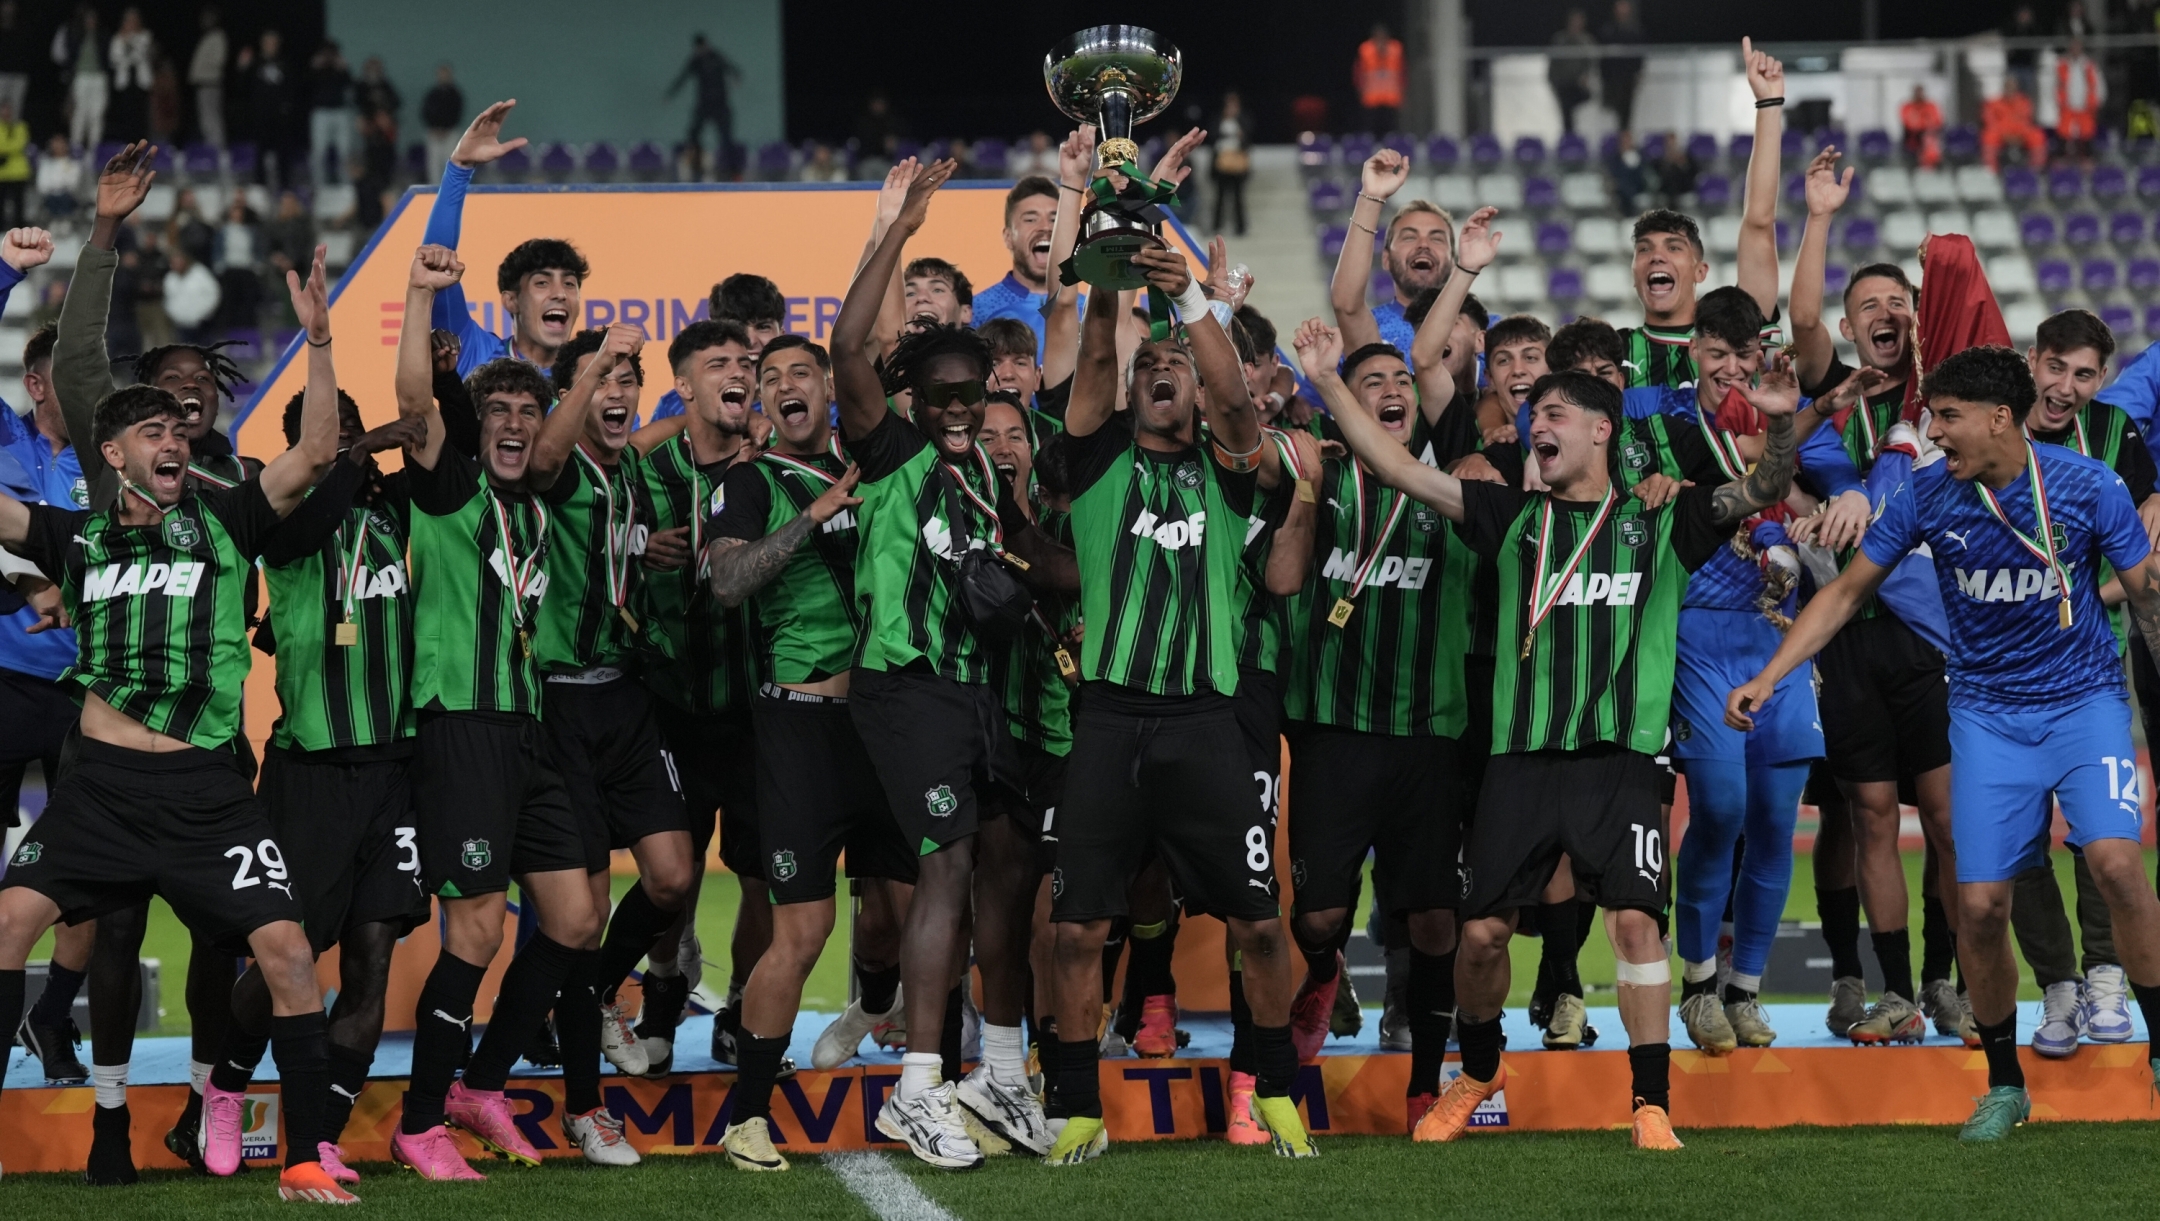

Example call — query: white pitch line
[826,1150,962,1221]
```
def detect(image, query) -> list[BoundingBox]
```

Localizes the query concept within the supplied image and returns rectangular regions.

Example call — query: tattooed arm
[707,465,861,608]
[1709,354,1801,527]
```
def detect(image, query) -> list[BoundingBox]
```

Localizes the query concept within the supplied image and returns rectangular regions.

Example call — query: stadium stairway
[1209,146,1333,336]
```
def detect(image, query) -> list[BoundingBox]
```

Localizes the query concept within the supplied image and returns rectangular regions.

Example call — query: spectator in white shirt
[163,247,222,342]
[35,134,83,220]
[189,6,229,148]
[107,6,154,141]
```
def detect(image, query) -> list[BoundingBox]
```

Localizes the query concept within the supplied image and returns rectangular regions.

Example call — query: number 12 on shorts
[2101,756,2141,804]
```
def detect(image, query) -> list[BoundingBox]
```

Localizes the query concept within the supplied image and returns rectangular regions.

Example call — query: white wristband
[1172,282,1211,325]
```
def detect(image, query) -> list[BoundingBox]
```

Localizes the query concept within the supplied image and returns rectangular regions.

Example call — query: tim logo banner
[241,1092,281,1159]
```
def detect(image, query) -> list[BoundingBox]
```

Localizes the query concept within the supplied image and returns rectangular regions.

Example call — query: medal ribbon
[2023,413,2090,457]
[941,444,1008,552]
[337,515,371,621]
[486,487,549,628]
[1974,439,2074,626]
[1342,459,1411,600]
[573,444,634,611]
[1524,488,1619,648]
[1697,403,1750,482]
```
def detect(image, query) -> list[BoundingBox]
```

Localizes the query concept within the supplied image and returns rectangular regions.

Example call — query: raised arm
[397,245,463,471]
[61,143,158,508]
[1065,276,1121,438]
[1736,37,1786,317]
[1129,246,1268,485]
[1295,318,1465,519]
[528,322,642,493]
[708,467,861,608]
[1708,351,1801,527]
[1410,205,1497,416]
[1040,126,1096,390]
[1263,429,1323,596]
[853,159,917,360]
[258,245,342,515]
[1790,146,1852,394]
[833,158,956,441]
[426,101,527,340]
[1330,149,1411,352]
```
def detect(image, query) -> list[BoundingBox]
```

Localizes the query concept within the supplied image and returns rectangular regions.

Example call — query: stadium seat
[1497,264,1547,305]
[1687,133,1719,165]
[2092,164,2127,202]
[1549,266,1584,302]
[1841,215,1881,252]
[1340,133,1376,172]
[2001,299,2046,341]
[1524,176,1560,210]
[1866,166,1915,207]
[1380,133,1416,159]
[181,143,219,180]
[137,184,176,222]
[2129,257,2160,294]
[1971,208,2020,250]
[1585,262,1633,303]
[242,184,271,215]
[498,145,533,178]
[1573,216,1623,258]
[2047,166,2084,202]
[974,139,1010,176]
[1925,209,1971,240]
[1598,132,1621,162]
[628,141,667,179]
[1696,173,1732,210]
[1318,224,1349,260]
[227,142,258,178]
[1643,133,1667,161]
[2083,258,2120,294]
[2065,212,2102,247]
[1857,129,1894,161]
[1474,173,1524,211]
[1470,133,1503,169]
[1784,171,1806,208]
[1824,263,1851,300]
[1776,218,1796,253]
[1535,220,1571,255]
[1309,180,1347,214]
[2110,212,2147,246]
[2021,212,2059,248]
[1422,135,1459,173]
[1706,214,1742,254]
[540,142,578,182]
[1560,172,1607,211]
[1429,172,1477,213]
[2137,165,2160,200]
[1943,125,1981,163]
[321,230,358,268]
[2001,165,2041,203]
[403,141,427,179]
[1880,210,1926,249]
[2100,303,2135,337]
[312,184,356,222]
[1372,269,1397,303]
[1297,131,1333,172]
[1780,129,1804,159]
[1988,253,2038,298]
[1912,169,1957,206]
[2036,258,2074,295]
[584,143,622,179]
[1728,133,1753,164]
[1514,136,1548,167]
[1555,132,1589,167]
[1953,164,2005,204]
[2146,303,2160,338]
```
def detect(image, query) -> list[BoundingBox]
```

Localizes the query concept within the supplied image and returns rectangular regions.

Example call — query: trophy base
[1068,210,1164,290]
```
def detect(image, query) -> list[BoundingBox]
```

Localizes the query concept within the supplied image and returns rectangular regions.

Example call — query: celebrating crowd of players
[5,39,2160,1197]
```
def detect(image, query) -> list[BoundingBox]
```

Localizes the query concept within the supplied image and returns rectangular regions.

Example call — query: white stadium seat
[1864,166,1914,207]
[1560,172,1608,211]
[1970,209,2020,251]
[1572,216,1623,258]
[1585,262,1633,304]
[1497,264,1548,306]
[2001,299,2046,343]
[1427,173,1477,214]
[1880,210,1926,250]
[1987,254,2037,298]
[1955,165,2005,204]
[1705,214,1742,255]
[1911,169,1958,206]
[1924,209,1971,239]
[138,184,177,223]
[1473,173,1524,212]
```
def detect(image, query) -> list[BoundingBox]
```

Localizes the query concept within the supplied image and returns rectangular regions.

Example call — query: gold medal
[619,605,641,634]
[2059,598,2073,630]
[1296,478,1316,504]
[1054,646,1079,683]
[1521,631,1536,661]
[334,620,358,647]
[519,630,532,658]
[1002,551,1031,572]
[1328,597,1356,628]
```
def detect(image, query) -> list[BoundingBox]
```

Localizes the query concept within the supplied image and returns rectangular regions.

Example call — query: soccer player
[649,273,788,422]
[630,318,766,1072]
[2005,309,2158,1054]
[0,243,356,1203]
[970,177,1060,337]
[703,332,919,1170]
[1315,328,1800,1149]
[1330,148,1454,360]
[1786,150,1965,1043]
[830,159,1076,1170]
[385,244,603,1180]
[423,100,588,376]
[1042,234,1312,1164]
[1727,345,2160,1141]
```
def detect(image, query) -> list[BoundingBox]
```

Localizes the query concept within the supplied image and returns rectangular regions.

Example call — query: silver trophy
[1044,25,1183,290]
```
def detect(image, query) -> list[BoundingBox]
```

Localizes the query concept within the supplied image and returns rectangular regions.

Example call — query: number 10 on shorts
[1630,823,1663,877]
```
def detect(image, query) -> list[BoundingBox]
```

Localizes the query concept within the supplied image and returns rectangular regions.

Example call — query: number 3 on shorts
[1245,825,1271,872]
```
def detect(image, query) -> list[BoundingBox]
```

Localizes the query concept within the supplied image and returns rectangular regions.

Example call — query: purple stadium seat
[892,139,922,162]
[974,138,1009,176]
[1470,133,1503,168]
[1845,171,1865,207]
[182,142,218,178]
[1784,172,1806,207]
[1525,176,1560,210]
[627,141,666,177]
[1549,267,1584,301]
[1339,133,1376,171]
[1842,216,1880,251]
[540,142,578,180]
[2146,304,2160,338]
[226,142,257,177]
[2111,212,2147,246]
[1422,135,1458,172]
[1371,269,1396,304]
[2002,166,2041,203]
[1780,130,1804,159]
[1297,131,1331,169]
[1599,132,1622,162]
[1381,132,1415,158]
[1687,133,1719,164]
[1310,180,1347,213]
[402,141,426,177]
[2065,212,2102,246]
[2036,258,2074,295]
[1728,133,1754,164]
[1858,129,1894,161]
[1943,125,1980,163]
[2137,165,2160,199]
[755,142,791,179]
[2047,166,2085,202]
[2129,257,2160,294]
[1319,224,1349,260]
[2021,212,2058,247]
[2082,258,2119,293]
[1824,264,1851,300]
[1642,132,1667,161]
[1555,133,1588,167]
[92,141,122,170]
[497,145,532,178]
[1696,173,1732,209]
[1536,220,1571,255]
[2092,165,2127,201]
[1776,219,1795,252]
[2100,303,2135,336]
[1514,136,1548,167]
[584,143,621,179]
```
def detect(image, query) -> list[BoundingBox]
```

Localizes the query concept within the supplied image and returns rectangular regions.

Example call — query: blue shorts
[1948,692,2144,882]
[1671,607,1824,767]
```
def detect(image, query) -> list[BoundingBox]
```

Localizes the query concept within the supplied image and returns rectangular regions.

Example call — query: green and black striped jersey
[1002,500,1075,756]
[1064,425,1258,697]
[406,445,552,717]
[21,482,281,749]
[258,461,415,752]
[634,431,757,717]
[710,447,863,684]
[849,411,1012,683]
[2030,400,2157,642]
[534,446,643,673]
[1232,436,1300,676]
[1620,324,1698,390]
[1456,479,1728,755]
[1285,456,1475,736]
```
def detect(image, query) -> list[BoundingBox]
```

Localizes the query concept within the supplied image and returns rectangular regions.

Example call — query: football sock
[467,933,578,1093]
[596,882,675,1003]
[557,946,604,1115]
[1252,1023,1294,1098]
[322,1043,373,1146]
[1293,923,1340,985]
[1406,948,1455,1096]
[208,1027,270,1094]
[1056,1037,1101,1118]
[30,962,85,1026]
[1538,901,1583,997]
[94,1061,130,1109]
[732,1032,790,1123]
[1977,1012,2023,1089]
[900,1050,943,1103]
[0,968,21,1085]
[1458,1011,1503,1085]
[1818,886,1864,978]
[857,960,900,1016]
[1629,1042,1671,1111]
[1871,928,1915,1002]
[401,951,486,1133]
[1921,892,1956,984]
[1724,973,1763,1004]
[1125,918,1178,1000]
[269,1012,329,1167]
[1226,965,1256,1077]
[2128,979,2160,1054]
[188,1057,212,1094]
[983,1022,1027,1088]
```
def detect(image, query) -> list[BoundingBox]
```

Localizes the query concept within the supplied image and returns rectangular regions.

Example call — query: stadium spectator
[106,7,153,142]
[163,247,221,343]
[1549,9,1597,136]
[0,2,31,120]
[54,5,109,152]
[1014,131,1057,177]
[421,63,463,183]
[356,56,400,228]
[188,5,228,147]
[855,92,905,171]
[669,32,739,181]
[241,28,297,188]
[263,187,316,276]
[149,48,181,143]
[1355,23,1404,132]
[1901,84,1943,168]
[1653,130,1699,208]
[0,101,25,228]
[2003,4,2042,98]
[34,134,81,221]
[798,142,846,182]
[1606,127,1650,213]
[1212,91,1251,236]
[213,193,262,329]
[166,187,215,265]
[1981,76,2047,169]
[309,39,355,185]
[1598,0,1644,134]
[2056,37,2103,162]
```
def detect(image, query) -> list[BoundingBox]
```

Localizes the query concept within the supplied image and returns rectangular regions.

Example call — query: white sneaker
[600,1002,649,1076]
[955,1063,1053,1155]
[811,985,905,1070]
[563,1107,641,1166]
[2082,964,2135,1043]
[874,1081,984,1170]
[2032,980,2082,1058]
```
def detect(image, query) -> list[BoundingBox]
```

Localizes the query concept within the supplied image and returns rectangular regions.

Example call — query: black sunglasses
[925,379,987,408]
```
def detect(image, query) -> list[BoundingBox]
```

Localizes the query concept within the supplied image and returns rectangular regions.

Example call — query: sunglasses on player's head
[925,379,987,408]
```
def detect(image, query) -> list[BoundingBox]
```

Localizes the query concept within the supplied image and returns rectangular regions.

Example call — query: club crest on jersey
[770,850,798,882]
[460,839,491,870]
[1617,519,1647,548]
[1621,441,1651,473]
[69,476,89,507]
[366,509,398,537]
[1173,461,1203,489]
[1413,504,1440,534]
[924,785,958,817]
[164,515,201,549]
[10,841,38,866]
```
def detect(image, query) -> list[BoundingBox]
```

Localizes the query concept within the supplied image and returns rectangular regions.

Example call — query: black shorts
[1287,725,1466,916]
[657,707,760,879]
[990,740,1067,875]
[413,711,587,897]
[849,665,1020,856]
[259,746,430,953]
[3,739,297,954]
[1460,654,1495,798]
[1052,692,1280,925]
[1233,665,1285,820]
[0,667,78,828]
[542,674,691,872]
[1817,615,1951,785]
[1461,747,1668,919]
[755,685,917,905]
